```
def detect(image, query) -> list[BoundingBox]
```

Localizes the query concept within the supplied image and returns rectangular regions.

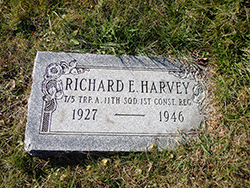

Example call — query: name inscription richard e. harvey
[65,77,190,94]
[40,60,205,136]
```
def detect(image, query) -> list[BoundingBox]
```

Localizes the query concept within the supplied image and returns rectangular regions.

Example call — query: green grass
[1,0,250,187]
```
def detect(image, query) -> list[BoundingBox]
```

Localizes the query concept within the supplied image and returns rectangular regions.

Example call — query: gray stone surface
[24,52,207,155]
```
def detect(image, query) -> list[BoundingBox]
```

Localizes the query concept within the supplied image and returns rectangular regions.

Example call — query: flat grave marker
[24,52,207,155]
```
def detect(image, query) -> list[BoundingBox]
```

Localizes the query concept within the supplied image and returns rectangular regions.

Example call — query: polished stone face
[25,52,206,155]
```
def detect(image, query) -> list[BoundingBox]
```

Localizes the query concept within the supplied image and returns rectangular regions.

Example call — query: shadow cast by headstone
[37,151,132,167]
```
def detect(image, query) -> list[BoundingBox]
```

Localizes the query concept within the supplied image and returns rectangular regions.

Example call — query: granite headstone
[24,52,206,156]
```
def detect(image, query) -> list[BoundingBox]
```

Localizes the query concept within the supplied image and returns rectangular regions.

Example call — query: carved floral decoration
[169,63,206,114]
[40,59,89,132]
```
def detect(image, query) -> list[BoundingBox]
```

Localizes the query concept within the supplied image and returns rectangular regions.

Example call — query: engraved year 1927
[72,108,97,120]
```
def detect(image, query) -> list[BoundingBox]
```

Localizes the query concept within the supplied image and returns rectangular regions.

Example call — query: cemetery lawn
[1,0,249,187]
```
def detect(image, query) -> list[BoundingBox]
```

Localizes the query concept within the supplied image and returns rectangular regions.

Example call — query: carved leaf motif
[69,59,77,67]
[55,91,63,99]
[43,94,52,102]
[56,80,63,91]
[60,61,70,74]
[77,68,87,74]
[192,83,205,103]
[47,85,56,96]
[70,68,78,74]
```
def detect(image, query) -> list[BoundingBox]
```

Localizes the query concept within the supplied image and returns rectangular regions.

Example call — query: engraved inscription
[40,60,206,136]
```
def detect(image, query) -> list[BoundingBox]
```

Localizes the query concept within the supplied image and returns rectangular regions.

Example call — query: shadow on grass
[37,151,132,167]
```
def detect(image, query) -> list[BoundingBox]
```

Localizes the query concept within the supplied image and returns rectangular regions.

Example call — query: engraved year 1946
[159,111,184,122]
[72,108,97,120]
